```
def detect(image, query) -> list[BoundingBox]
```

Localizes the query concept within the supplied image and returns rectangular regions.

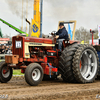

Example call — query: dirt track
[0,76,100,100]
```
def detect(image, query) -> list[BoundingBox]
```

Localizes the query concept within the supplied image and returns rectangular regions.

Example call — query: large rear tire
[73,44,99,83]
[59,43,81,82]
[0,61,12,83]
[25,63,43,86]
[59,44,99,83]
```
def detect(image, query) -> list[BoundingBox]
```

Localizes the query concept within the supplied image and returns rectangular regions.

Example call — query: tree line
[75,27,98,43]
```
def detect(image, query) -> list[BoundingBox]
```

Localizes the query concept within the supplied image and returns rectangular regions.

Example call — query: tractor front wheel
[0,61,12,83]
[25,63,43,86]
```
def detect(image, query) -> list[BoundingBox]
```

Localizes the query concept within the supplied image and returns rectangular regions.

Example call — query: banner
[98,25,100,39]
[68,24,73,40]
[31,19,40,38]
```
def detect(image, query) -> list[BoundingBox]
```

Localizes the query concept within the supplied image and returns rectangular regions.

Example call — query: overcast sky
[0,0,100,37]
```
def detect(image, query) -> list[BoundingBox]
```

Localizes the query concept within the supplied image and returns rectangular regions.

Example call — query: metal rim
[32,68,41,81]
[80,49,97,81]
[2,66,10,78]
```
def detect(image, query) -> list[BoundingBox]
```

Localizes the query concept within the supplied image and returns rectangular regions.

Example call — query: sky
[0,0,100,37]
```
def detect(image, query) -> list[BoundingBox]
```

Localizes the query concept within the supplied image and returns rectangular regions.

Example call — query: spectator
[1,45,5,59]
[0,44,2,54]
[1,45,5,54]
[7,46,12,54]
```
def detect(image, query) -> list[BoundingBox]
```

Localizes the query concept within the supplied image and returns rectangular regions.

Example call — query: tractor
[0,18,99,86]
[0,30,99,86]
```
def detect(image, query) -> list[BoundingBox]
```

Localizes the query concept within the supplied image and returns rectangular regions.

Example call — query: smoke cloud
[5,0,33,18]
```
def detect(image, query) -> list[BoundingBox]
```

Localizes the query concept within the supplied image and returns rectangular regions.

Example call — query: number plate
[16,41,22,48]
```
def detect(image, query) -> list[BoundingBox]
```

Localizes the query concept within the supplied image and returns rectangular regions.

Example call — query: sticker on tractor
[16,41,22,48]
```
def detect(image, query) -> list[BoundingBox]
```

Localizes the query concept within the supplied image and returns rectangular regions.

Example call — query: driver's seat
[62,38,70,49]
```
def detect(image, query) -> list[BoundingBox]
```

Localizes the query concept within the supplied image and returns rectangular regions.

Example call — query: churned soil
[0,76,100,100]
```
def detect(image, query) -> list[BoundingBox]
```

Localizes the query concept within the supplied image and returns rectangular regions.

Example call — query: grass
[13,70,24,75]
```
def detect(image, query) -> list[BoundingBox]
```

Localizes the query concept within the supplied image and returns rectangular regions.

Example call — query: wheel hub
[80,61,82,69]
[32,68,41,81]
[33,73,35,76]
[2,66,10,78]
[80,49,97,81]
[3,70,6,74]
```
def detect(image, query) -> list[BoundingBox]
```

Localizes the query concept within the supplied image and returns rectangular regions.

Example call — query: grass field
[13,70,24,75]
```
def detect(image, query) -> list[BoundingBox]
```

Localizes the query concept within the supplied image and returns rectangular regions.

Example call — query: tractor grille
[12,36,24,58]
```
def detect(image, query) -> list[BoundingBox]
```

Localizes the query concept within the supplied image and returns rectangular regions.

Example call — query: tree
[75,27,91,43]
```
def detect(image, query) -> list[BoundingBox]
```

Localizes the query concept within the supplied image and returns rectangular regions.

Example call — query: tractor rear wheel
[0,61,12,83]
[73,44,99,83]
[59,44,98,83]
[59,43,81,82]
[25,63,43,86]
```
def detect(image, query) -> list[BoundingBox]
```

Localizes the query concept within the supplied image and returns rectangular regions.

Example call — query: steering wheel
[50,31,57,44]
[50,31,56,36]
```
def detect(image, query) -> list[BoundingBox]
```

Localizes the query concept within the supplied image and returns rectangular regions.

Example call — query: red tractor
[0,34,99,86]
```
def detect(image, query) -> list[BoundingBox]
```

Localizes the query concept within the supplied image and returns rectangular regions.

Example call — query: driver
[52,22,69,51]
